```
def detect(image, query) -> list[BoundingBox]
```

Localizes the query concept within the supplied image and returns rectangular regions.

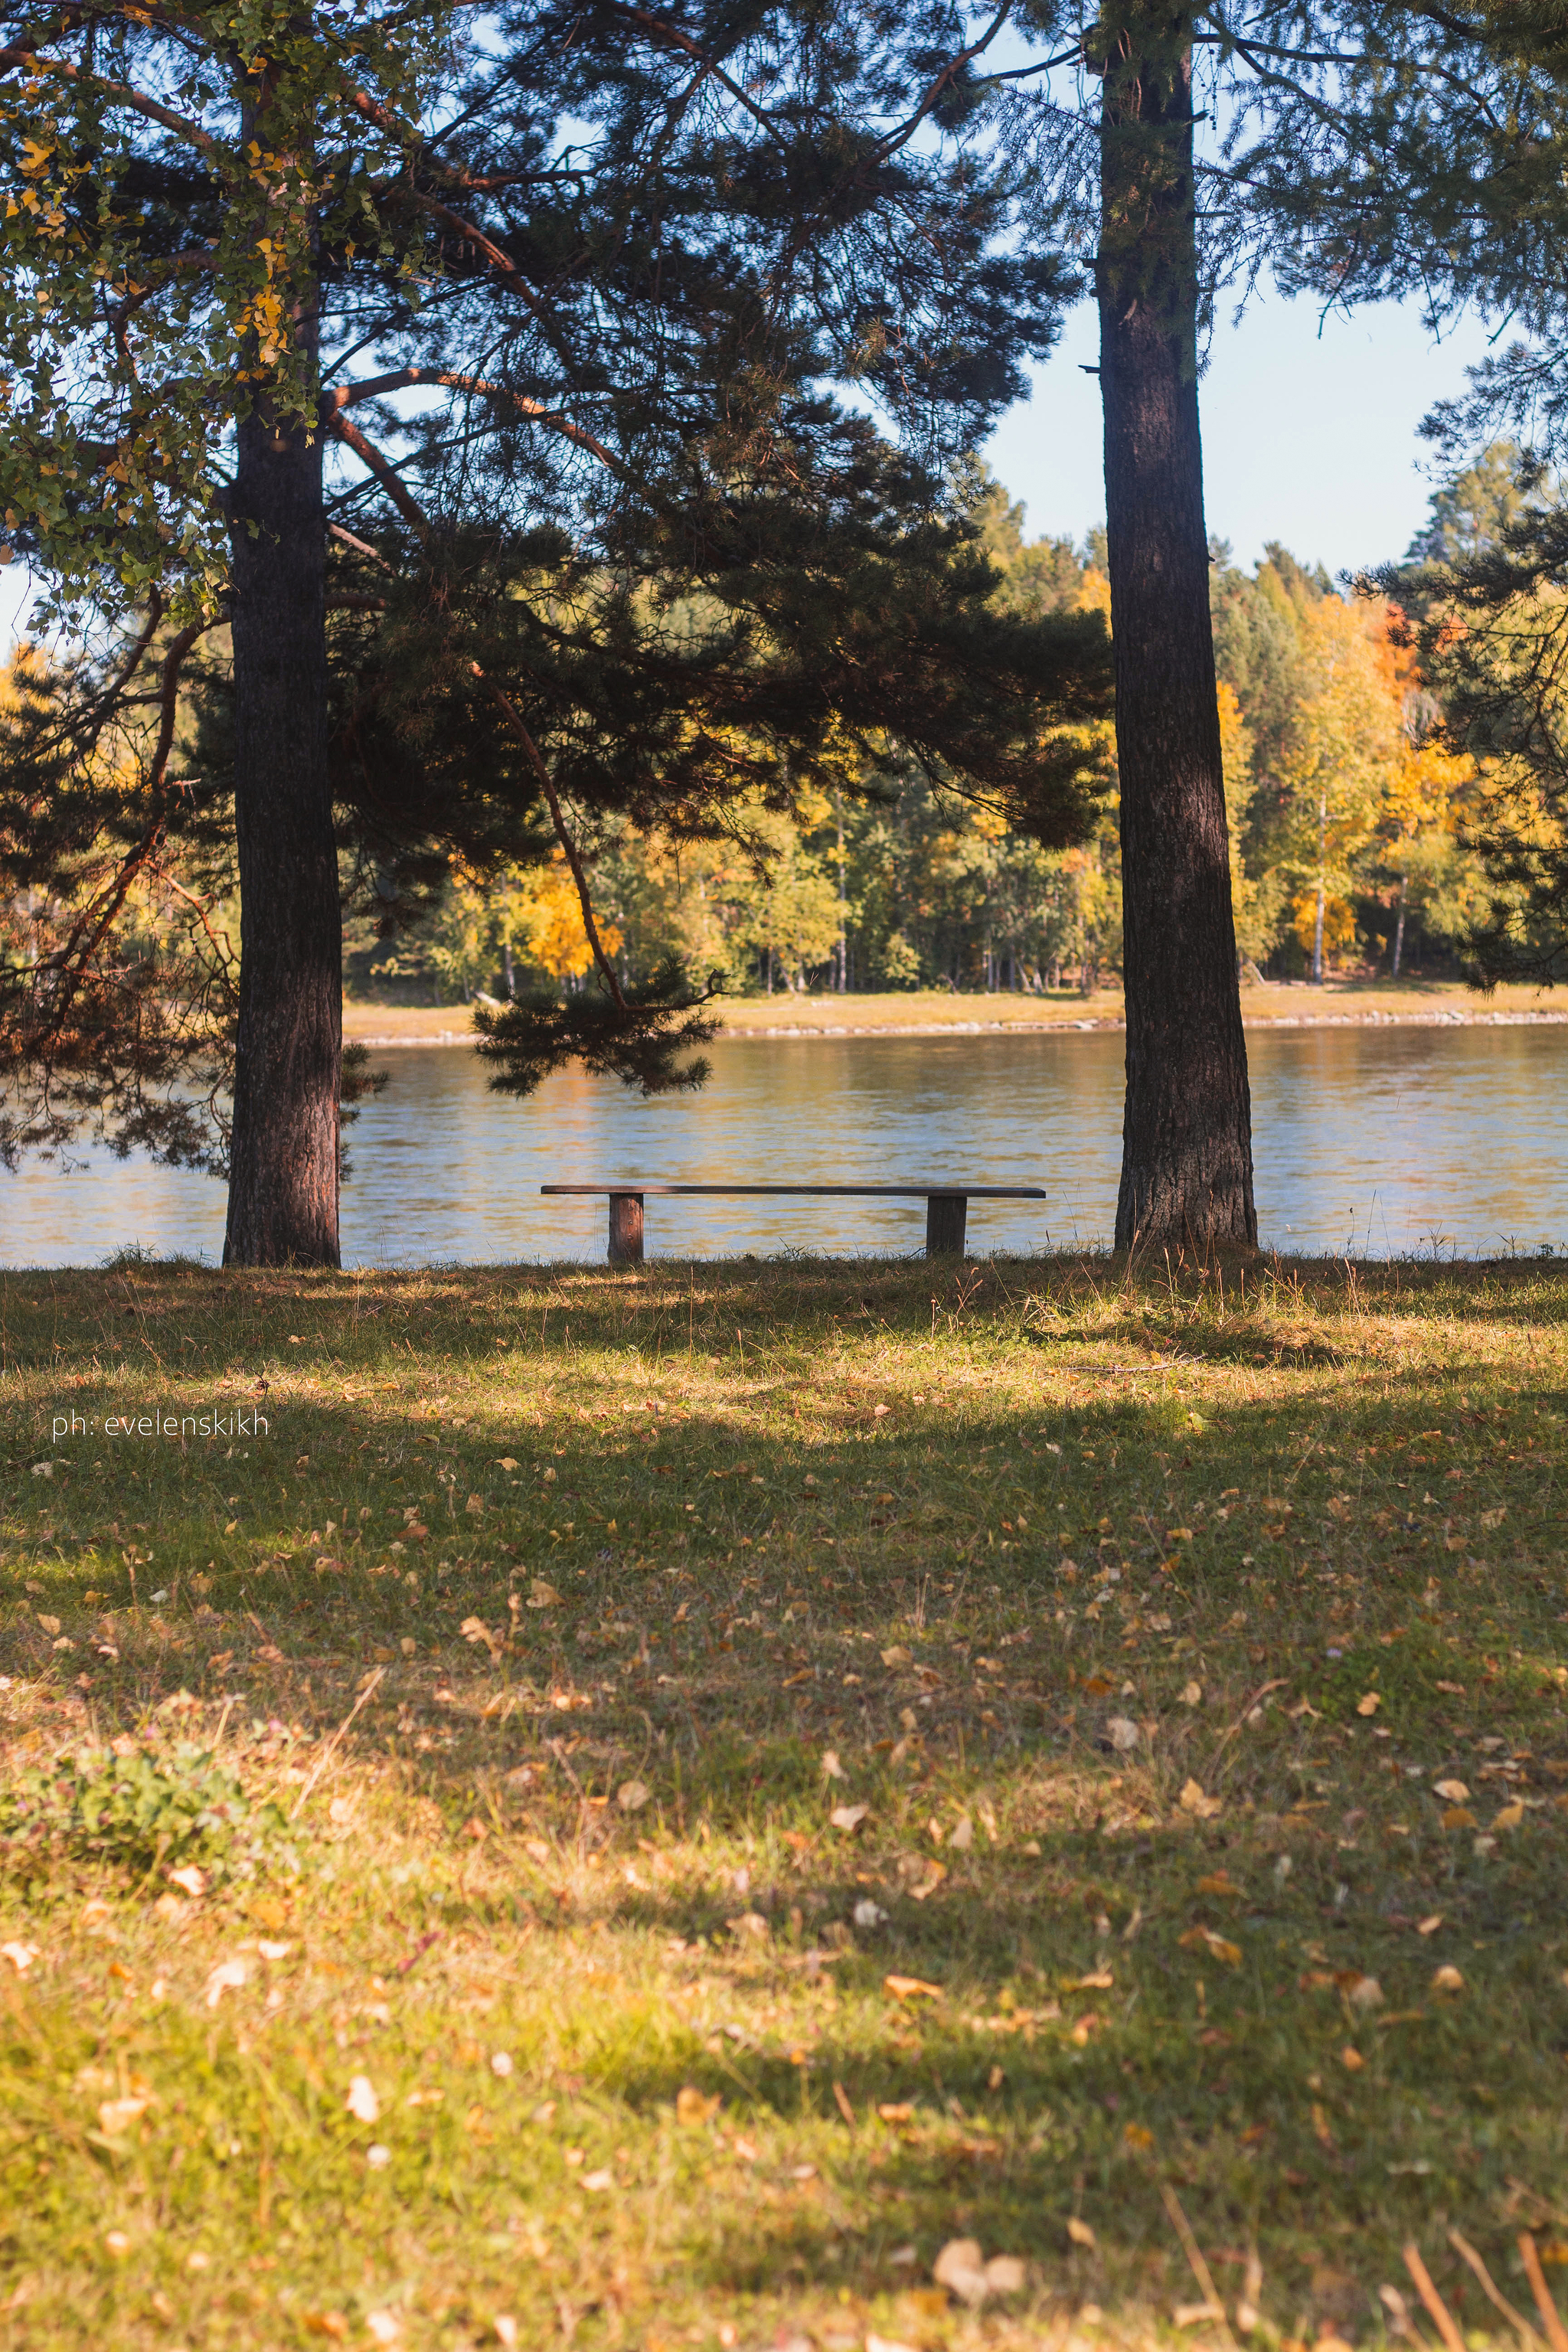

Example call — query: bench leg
[608,1193,645,1266]
[926,1194,967,1256]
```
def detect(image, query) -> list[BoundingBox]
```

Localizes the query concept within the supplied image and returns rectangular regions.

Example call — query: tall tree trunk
[1312,793,1327,980]
[1097,7,1256,1253]
[1392,873,1407,975]
[223,341,341,1266]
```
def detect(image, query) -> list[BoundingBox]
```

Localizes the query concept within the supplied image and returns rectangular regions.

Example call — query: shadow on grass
[3,1258,1568,2339]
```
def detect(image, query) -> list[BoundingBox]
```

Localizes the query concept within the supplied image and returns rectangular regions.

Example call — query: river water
[2,1023,1563,1268]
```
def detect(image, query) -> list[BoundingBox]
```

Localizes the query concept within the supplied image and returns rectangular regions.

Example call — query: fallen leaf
[949,1815,974,1851]
[1347,1975,1383,2010]
[1431,1965,1465,1993]
[1075,1968,1114,1990]
[97,2096,150,2136]
[203,1957,249,2007]
[1480,1505,1506,1529]
[1175,2303,1226,2329]
[1067,2217,1096,2249]
[1441,1805,1477,1830]
[616,1780,649,1812]
[1494,1802,1525,1831]
[1178,1779,1222,1820]
[880,1646,912,1668]
[365,2318,400,2347]
[1180,1681,1203,1707]
[1106,1715,1140,1752]
[1434,1778,1470,1802]
[36,1613,60,1635]
[580,2167,612,2192]
[1179,1926,1242,1967]
[103,2231,131,2258]
[829,1803,869,1833]
[934,2239,990,2308]
[302,2315,348,2341]
[1340,2047,1364,2072]
[346,2075,381,2124]
[527,1579,560,1609]
[866,2337,920,2352]
[884,1974,943,2001]
[1123,2121,1154,2150]
[1,1942,38,1974]
[675,2086,720,2126]
[1416,1915,1443,1936]
[821,1748,848,1781]
[878,2102,915,2123]
[1356,1692,1381,1717]
[495,1457,519,1473]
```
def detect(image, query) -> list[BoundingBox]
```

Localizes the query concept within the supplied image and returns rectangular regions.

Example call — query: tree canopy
[0,0,1110,1244]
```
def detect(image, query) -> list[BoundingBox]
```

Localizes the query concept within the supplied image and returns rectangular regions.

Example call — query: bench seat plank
[541,1184,1045,1198]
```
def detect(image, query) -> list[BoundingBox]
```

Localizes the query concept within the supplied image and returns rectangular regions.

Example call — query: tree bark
[223,358,341,1266]
[1097,6,1256,1253]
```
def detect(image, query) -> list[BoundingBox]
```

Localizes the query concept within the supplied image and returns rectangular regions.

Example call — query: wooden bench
[540,1182,1047,1264]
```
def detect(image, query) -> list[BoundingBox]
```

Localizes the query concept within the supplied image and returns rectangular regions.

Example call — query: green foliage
[1394,459,1568,986]
[0,7,1114,1143]
[0,1742,293,1886]
[475,958,720,1097]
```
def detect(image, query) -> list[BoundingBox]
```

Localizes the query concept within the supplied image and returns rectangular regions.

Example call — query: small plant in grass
[0,1743,295,1887]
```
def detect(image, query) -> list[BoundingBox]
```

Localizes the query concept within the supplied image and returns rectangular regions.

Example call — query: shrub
[0,1743,294,1886]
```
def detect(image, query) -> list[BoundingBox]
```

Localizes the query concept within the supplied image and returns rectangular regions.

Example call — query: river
[2,1024,1563,1268]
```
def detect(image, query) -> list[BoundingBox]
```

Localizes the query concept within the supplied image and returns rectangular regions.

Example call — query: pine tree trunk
[1097,7,1256,1253]
[223,394,341,1267]
[1392,874,1406,975]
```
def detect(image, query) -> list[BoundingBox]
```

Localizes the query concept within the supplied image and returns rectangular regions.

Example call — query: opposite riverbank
[344,976,1568,1046]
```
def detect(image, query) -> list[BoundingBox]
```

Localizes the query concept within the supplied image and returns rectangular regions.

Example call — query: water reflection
[0,1024,1562,1267]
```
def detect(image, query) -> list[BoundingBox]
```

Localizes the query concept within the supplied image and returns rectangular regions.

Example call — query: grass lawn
[2,1250,1567,2352]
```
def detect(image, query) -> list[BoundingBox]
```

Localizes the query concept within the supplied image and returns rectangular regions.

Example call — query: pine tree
[0,1,1106,1259]
[993,2,1568,1245]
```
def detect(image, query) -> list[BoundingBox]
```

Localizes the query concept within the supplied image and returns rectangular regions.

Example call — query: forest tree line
[371,451,1512,1007]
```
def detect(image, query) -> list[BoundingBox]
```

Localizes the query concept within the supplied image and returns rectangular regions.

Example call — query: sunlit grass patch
[1,1250,1567,2348]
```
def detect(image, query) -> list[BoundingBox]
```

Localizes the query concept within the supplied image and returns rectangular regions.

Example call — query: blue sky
[985,286,1501,578]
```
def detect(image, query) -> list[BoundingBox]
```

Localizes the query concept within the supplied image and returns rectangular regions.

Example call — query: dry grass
[341,978,1568,1045]
[2,1250,1566,2352]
